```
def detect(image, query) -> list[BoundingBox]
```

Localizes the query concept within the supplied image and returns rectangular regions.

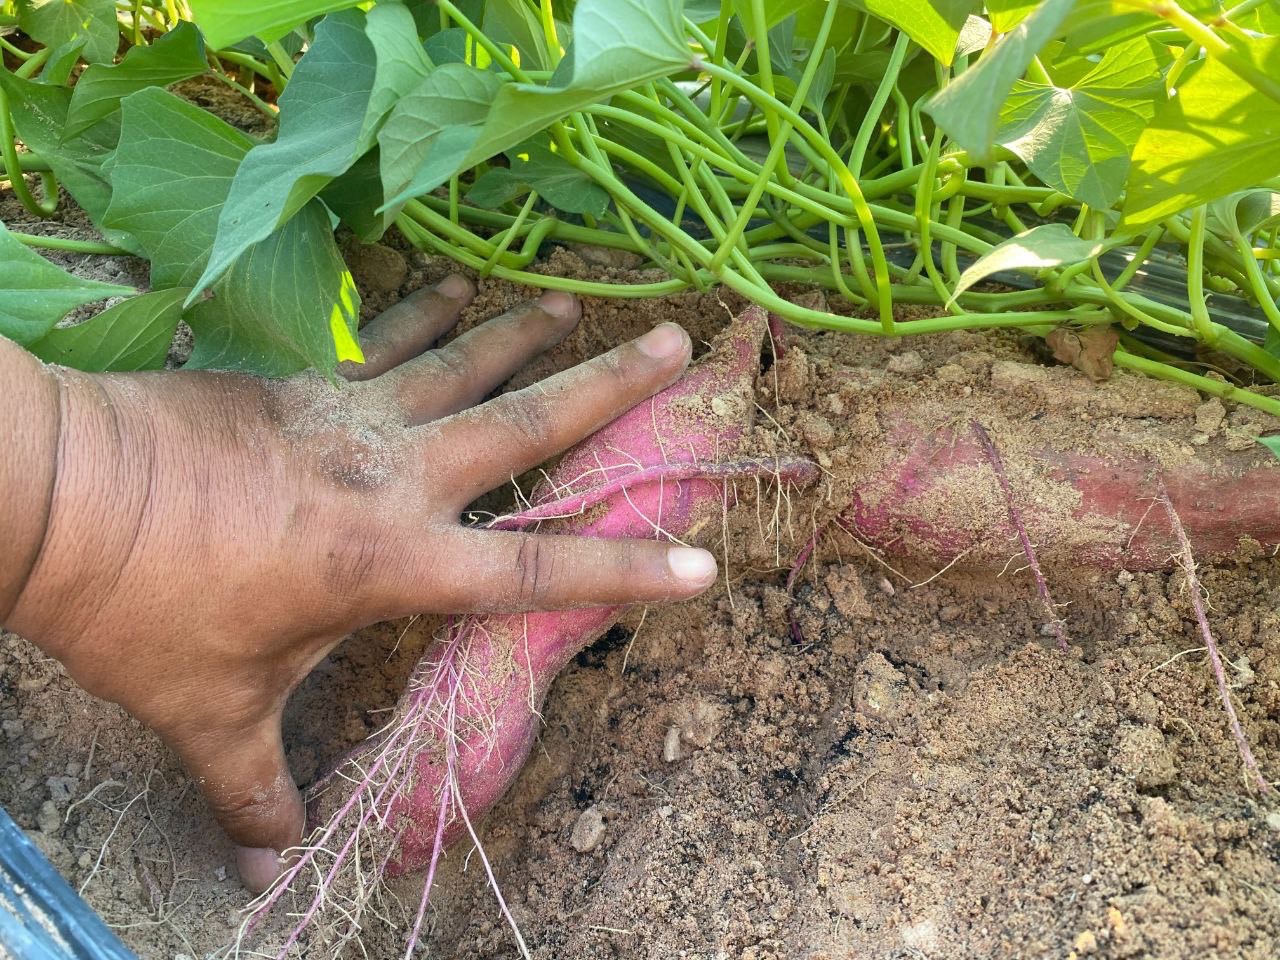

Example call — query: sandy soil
[2,194,1279,960]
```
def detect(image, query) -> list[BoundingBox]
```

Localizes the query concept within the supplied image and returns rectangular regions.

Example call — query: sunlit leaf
[188,0,359,48]
[923,0,1075,159]
[1123,36,1280,226]
[864,0,974,66]
[997,36,1160,208]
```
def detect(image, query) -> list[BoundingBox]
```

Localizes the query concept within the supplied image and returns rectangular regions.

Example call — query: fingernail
[235,845,283,895]
[636,322,687,359]
[436,273,474,300]
[667,546,717,584]
[538,290,580,322]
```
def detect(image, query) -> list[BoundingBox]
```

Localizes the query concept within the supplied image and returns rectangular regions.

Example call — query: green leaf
[104,88,255,289]
[466,168,531,208]
[864,0,973,66]
[732,0,809,36]
[378,65,506,211]
[40,39,87,84]
[1209,190,1280,238]
[923,0,1076,159]
[0,72,138,252]
[27,288,188,371]
[187,202,361,377]
[0,221,136,344]
[363,1,435,147]
[18,0,118,63]
[187,0,359,48]
[996,36,1160,208]
[986,0,1038,33]
[65,23,208,139]
[102,90,360,377]
[1123,37,1280,227]
[193,11,378,300]
[321,148,392,242]
[483,0,552,71]
[467,143,611,216]
[951,223,1107,301]
[380,0,691,208]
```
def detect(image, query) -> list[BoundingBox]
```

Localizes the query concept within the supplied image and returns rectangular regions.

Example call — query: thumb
[175,716,304,894]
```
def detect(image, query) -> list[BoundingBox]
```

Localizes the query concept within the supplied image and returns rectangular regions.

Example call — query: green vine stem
[0,80,58,217]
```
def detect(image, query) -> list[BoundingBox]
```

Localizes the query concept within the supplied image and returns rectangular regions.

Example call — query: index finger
[423,322,691,510]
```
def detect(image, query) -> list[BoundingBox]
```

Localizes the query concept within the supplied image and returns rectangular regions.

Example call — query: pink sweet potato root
[847,416,1280,569]
[330,307,817,878]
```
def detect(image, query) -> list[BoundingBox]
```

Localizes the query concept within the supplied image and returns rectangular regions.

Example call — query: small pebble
[37,800,60,834]
[877,577,895,596]
[569,806,606,853]
[662,725,684,763]
[887,350,923,375]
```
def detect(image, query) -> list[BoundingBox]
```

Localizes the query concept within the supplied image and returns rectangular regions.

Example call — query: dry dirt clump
[1,235,1278,959]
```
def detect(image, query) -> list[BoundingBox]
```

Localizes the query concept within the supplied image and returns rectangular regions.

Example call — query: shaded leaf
[362,1,435,146]
[484,0,552,70]
[27,288,188,371]
[952,223,1107,300]
[0,221,136,344]
[321,148,391,242]
[188,0,358,48]
[103,89,360,377]
[1123,37,1280,227]
[996,36,1160,208]
[194,11,378,298]
[104,88,255,289]
[0,71,138,252]
[923,0,1075,159]
[380,0,691,208]
[18,0,117,63]
[65,22,208,139]
[467,143,610,216]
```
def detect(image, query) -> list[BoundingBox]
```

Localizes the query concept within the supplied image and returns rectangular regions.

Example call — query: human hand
[2,276,717,892]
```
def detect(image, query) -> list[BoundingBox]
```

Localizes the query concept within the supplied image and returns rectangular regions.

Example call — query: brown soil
[2,192,1279,959]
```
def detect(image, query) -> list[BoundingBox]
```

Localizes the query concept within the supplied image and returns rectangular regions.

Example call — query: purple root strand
[1156,480,1272,795]
[971,421,1069,652]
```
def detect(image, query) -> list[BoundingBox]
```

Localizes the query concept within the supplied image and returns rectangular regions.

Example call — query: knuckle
[498,390,555,449]
[590,348,634,391]
[513,535,557,607]
[321,523,384,606]
[427,343,470,381]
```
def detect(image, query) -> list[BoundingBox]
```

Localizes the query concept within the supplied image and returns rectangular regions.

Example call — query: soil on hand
[1,198,1278,960]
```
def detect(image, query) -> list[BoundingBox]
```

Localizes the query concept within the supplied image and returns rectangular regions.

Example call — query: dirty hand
[0,277,717,894]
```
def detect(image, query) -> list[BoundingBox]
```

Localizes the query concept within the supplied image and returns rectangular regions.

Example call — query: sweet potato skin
[849,417,1280,568]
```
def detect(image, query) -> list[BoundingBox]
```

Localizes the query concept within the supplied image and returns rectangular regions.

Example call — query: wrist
[2,357,162,664]
[0,338,61,628]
